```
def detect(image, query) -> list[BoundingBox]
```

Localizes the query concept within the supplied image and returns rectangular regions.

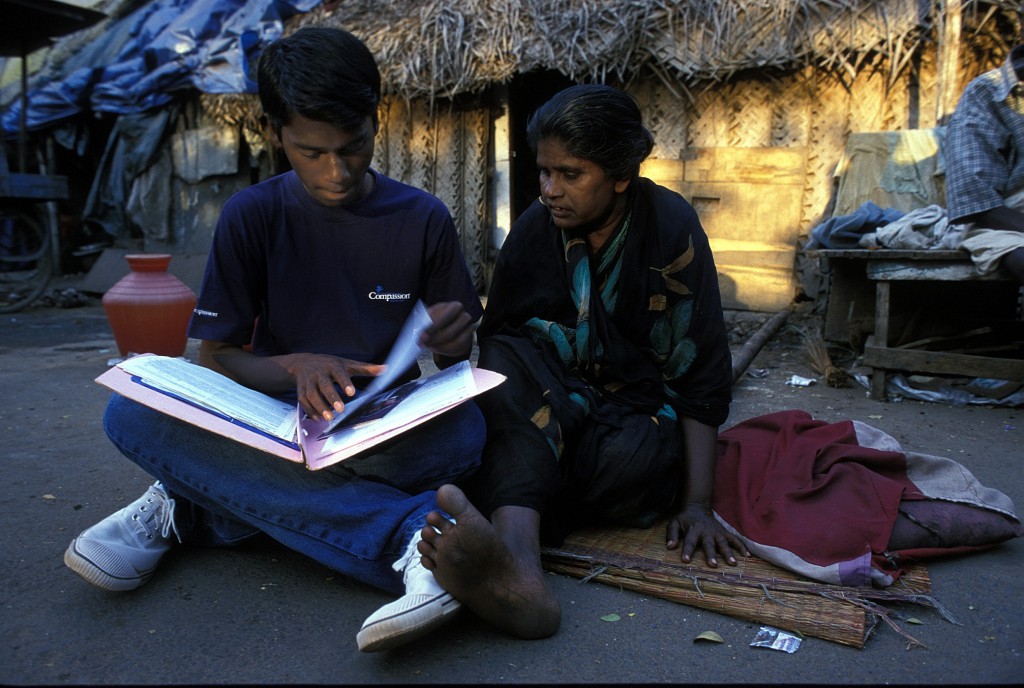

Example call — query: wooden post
[935,0,963,126]
[869,281,891,400]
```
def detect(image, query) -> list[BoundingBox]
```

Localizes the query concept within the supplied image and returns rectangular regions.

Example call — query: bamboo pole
[935,0,963,126]
[731,307,791,384]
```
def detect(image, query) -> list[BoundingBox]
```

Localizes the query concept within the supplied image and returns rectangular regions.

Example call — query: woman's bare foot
[419,484,560,639]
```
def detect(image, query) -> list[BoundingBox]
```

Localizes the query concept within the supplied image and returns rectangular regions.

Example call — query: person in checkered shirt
[945,18,1024,284]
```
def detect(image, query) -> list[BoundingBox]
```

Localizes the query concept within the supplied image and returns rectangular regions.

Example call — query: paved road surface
[1,294,1020,684]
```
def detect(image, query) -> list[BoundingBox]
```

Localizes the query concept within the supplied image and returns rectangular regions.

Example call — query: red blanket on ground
[713,410,1021,587]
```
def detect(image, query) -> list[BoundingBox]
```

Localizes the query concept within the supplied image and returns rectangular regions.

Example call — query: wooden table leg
[869,281,891,400]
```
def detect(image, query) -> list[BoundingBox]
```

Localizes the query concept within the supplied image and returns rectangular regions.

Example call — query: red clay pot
[102,254,197,357]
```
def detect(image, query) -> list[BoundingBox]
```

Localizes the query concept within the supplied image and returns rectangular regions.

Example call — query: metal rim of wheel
[0,208,54,314]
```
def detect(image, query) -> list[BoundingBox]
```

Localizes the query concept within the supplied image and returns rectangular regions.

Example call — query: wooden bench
[814,249,1024,400]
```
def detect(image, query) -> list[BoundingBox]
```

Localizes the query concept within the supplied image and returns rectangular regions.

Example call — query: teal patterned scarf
[522,213,631,379]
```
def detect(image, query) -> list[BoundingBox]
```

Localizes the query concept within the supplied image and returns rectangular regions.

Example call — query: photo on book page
[318,299,432,436]
[323,377,428,433]
[316,359,476,441]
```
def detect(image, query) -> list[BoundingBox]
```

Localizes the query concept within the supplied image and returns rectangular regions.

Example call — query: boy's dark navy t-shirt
[188,169,482,388]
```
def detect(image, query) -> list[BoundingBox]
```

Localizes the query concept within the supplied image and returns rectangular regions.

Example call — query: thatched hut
[8,0,1022,309]
[245,0,1019,309]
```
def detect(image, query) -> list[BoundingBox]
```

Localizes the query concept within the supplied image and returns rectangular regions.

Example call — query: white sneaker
[356,530,461,652]
[64,481,181,591]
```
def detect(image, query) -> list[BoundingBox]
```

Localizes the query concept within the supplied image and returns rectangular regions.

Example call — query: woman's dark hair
[525,84,654,180]
[257,27,381,133]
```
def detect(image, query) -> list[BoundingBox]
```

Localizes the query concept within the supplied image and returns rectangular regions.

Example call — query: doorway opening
[507,70,575,221]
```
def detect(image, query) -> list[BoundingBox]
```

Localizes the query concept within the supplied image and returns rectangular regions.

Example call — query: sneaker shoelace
[132,485,182,543]
[394,528,447,596]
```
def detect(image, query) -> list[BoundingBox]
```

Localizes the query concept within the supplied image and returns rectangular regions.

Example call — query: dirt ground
[1,277,1021,685]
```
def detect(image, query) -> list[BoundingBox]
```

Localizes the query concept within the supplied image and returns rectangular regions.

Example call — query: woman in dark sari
[418,84,748,640]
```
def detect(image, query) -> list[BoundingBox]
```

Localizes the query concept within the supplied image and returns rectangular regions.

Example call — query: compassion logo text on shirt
[368,285,411,302]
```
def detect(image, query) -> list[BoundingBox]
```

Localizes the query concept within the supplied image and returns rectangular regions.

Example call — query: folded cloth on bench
[857,204,966,250]
[713,410,1022,588]
[958,188,1024,274]
[805,201,905,249]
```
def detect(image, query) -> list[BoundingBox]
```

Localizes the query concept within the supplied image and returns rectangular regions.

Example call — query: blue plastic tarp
[2,0,319,134]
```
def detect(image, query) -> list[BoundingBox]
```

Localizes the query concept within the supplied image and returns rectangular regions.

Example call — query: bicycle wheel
[0,207,54,313]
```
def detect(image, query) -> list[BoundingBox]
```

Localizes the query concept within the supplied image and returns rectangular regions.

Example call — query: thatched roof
[292,0,1020,100]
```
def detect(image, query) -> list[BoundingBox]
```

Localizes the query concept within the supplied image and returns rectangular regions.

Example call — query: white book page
[118,355,298,440]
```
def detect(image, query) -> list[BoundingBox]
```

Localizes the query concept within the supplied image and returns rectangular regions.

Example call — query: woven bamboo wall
[631,39,999,240]
[376,97,491,293]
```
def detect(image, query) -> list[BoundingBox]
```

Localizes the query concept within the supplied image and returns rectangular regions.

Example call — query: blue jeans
[103,393,485,595]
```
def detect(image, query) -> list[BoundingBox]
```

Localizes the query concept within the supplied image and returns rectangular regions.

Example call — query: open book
[94,302,505,470]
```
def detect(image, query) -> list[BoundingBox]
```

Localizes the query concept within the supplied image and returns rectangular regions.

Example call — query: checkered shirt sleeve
[945,49,1024,223]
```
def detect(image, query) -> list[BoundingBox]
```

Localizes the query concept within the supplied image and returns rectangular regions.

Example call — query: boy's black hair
[526,83,654,181]
[258,27,381,133]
